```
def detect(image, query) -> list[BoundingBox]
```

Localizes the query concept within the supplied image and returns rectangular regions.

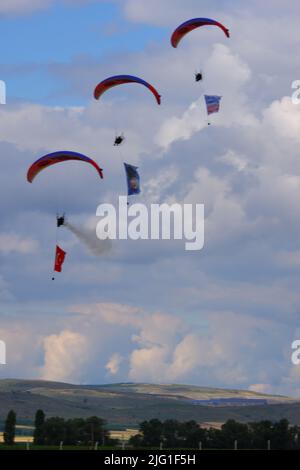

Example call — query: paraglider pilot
[114,134,125,146]
[57,214,65,227]
[195,72,203,82]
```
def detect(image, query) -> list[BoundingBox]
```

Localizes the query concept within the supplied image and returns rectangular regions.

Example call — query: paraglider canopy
[27,151,104,183]
[171,18,230,48]
[94,75,161,105]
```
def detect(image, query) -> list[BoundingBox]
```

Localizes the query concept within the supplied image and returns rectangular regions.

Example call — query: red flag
[54,245,66,273]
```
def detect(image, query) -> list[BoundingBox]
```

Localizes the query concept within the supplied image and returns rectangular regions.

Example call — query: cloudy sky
[0,0,300,396]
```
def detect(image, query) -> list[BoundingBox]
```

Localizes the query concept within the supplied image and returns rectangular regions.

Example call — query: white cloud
[167,334,205,380]
[218,150,249,172]
[249,384,273,394]
[129,346,168,382]
[0,299,295,395]
[0,233,38,254]
[106,352,123,375]
[41,330,90,382]
[156,98,207,150]
[263,96,300,143]
[126,309,290,388]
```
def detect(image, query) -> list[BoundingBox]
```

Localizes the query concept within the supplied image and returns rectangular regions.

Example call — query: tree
[178,421,207,449]
[206,428,223,449]
[129,434,143,448]
[130,418,300,450]
[249,420,273,449]
[65,418,86,445]
[42,416,108,446]
[220,420,250,450]
[43,417,66,445]
[140,419,163,447]
[33,409,46,445]
[162,420,179,448]
[3,410,16,445]
[272,419,294,450]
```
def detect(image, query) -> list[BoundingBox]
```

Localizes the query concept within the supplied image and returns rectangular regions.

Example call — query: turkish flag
[54,245,66,273]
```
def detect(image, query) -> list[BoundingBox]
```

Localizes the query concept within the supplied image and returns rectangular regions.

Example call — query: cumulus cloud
[262,96,300,143]
[156,98,207,150]
[126,309,290,388]
[218,150,249,172]
[106,352,123,375]
[0,299,295,394]
[41,330,90,382]
[167,334,204,380]
[129,346,168,382]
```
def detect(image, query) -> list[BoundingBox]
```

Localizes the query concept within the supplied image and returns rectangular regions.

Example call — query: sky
[0,0,300,396]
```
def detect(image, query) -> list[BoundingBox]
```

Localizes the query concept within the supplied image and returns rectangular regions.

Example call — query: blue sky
[0,0,300,397]
[2,2,166,104]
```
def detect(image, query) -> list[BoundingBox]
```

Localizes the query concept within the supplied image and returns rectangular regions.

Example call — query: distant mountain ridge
[86,382,292,403]
[0,379,299,428]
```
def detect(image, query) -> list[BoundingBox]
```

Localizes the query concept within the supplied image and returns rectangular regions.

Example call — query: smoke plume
[65,222,112,256]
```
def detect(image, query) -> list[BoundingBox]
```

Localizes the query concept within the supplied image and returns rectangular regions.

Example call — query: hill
[0,379,299,429]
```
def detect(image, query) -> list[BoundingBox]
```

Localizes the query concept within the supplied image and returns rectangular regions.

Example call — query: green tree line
[2,409,111,446]
[129,418,300,450]
[2,410,300,449]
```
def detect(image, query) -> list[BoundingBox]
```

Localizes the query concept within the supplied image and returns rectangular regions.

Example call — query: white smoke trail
[65,222,112,256]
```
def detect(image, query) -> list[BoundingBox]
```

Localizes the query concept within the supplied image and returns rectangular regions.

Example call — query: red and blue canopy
[94,75,161,105]
[171,18,230,48]
[27,151,104,183]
